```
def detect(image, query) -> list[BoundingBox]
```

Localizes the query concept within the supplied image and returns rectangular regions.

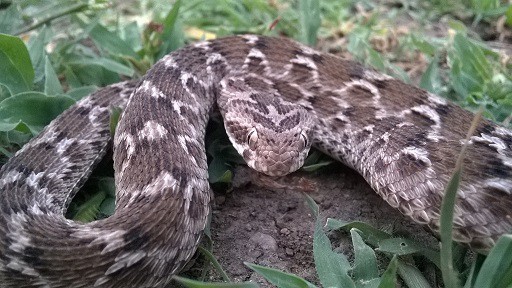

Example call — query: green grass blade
[245,262,317,288]
[303,193,319,219]
[473,234,512,288]
[173,276,258,288]
[439,144,463,288]
[198,246,231,282]
[378,255,398,288]
[109,107,122,136]
[463,254,486,288]
[298,0,320,45]
[157,0,184,59]
[439,110,483,288]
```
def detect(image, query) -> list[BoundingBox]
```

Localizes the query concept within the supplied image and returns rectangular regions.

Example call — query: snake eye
[247,128,258,150]
[299,130,309,150]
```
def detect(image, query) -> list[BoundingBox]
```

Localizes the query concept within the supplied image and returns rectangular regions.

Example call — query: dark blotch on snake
[123,227,150,251]
[22,246,45,267]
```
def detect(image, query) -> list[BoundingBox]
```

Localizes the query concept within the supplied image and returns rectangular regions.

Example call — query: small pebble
[249,232,278,251]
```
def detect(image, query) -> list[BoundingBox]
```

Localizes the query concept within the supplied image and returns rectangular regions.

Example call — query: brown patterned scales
[0,35,511,287]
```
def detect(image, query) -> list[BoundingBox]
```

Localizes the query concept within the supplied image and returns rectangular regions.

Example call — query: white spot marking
[138,121,168,141]
[115,132,136,158]
[6,261,42,278]
[471,133,508,151]
[0,171,23,185]
[193,40,211,50]
[88,106,108,127]
[26,172,44,188]
[105,251,147,275]
[55,138,75,155]
[363,70,393,81]
[242,34,259,44]
[291,55,317,70]
[485,178,512,194]
[71,229,126,254]
[427,92,448,106]
[162,55,178,68]
[401,146,432,166]
[140,80,166,99]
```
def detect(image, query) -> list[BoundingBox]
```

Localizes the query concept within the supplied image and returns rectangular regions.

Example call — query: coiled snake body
[0,35,511,287]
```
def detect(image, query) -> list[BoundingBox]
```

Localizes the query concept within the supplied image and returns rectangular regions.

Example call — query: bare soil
[183,162,440,287]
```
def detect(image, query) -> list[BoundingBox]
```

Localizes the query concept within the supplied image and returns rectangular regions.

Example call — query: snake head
[240,124,313,176]
[220,78,314,176]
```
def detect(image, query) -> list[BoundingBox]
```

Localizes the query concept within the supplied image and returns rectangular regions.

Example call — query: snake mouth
[251,154,304,177]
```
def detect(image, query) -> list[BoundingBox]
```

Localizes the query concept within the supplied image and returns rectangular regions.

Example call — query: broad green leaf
[98,197,115,218]
[397,260,433,288]
[378,238,441,269]
[89,23,139,58]
[506,5,512,27]
[173,276,258,288]
[0,4,23,34]
[66,86,97,101]
[72,190,106,222]
[66,62,120,86]
[68,57,134,76]
[98,178,116,217]
[410,35,436,56]
[28,26,52,84]
[0,92,75,134]
[4,123,32,146]
[326,219,392,247]
[420,55,441,95]
[245,262,317,288]
[449,33,492,98]
[208,157,233,183]
[314,218,354,288]
[377,238,422,255]
[44,56,63,95]
[122,22,142,51]
[0,33,34,95]
[351,229,379,283]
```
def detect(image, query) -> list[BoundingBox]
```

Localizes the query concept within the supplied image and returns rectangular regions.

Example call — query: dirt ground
[184,162,440,287]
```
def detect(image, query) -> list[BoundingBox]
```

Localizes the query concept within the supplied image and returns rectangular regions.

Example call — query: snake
[0,34,511,287]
